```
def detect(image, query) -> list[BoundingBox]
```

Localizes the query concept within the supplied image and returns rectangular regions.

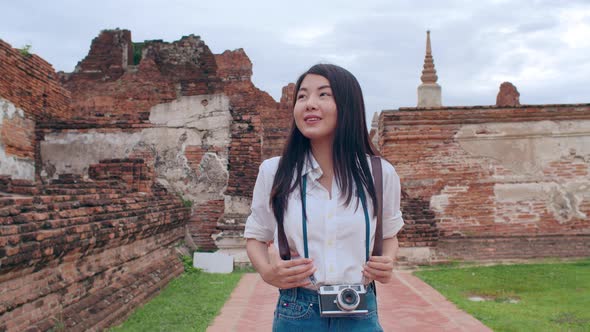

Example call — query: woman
[244,64,404,331]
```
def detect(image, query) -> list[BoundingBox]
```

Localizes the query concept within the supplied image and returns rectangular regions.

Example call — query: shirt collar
[302,152,323,182]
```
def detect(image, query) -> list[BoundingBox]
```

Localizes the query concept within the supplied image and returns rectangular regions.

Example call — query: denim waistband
[279,283,375,303]
[279,286,319,303]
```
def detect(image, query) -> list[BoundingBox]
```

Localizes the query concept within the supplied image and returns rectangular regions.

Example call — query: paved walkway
[208,271,492,332]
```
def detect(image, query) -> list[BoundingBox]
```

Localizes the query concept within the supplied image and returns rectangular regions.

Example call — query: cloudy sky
[2,0,590,120]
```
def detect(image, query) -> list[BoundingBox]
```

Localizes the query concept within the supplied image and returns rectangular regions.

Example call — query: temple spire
[421,30,438,84]
[417,30,442,107]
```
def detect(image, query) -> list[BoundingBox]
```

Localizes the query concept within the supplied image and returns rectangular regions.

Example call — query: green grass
[110,258,245,332]
[414,258,590,332]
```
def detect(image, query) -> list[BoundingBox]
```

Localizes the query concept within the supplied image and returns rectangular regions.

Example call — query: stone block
[496,82,520,107]
[397,247,433,264]
[417,83,442,107]
[193,251,234,273]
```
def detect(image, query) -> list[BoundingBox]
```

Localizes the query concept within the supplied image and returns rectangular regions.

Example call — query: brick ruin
[0,29,292,331]
[38,29,293,254]
[2,27,590,331]
[0,36,190,331]
[378,102,590,263]
[375,32,590,263]
[0,165,188,331]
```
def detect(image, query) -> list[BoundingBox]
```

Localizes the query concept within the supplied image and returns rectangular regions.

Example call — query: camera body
[317,284,369,317]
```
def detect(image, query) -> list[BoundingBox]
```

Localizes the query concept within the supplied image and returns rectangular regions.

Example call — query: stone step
[219,214,247,225]
[213,229,245,251]
[217,248,250,267]
[216,223,245,231]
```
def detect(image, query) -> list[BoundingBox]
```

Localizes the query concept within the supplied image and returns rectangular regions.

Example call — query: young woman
[244,64,404,331]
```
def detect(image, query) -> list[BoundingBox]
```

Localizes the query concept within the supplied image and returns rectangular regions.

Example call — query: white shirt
[244,154,404,285]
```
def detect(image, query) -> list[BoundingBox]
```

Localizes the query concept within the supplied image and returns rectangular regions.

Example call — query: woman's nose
[305,95,318,110]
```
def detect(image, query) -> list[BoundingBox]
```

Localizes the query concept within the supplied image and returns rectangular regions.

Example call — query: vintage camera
[317,284,368,317]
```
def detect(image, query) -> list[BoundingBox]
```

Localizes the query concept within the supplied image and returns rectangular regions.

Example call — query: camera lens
[342,290,356,304]
[336,288,360,311]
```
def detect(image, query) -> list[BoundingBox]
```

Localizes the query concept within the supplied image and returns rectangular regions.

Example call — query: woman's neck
[310,139,334,197]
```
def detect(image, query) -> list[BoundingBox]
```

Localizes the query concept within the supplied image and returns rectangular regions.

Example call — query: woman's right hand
[261,243,316,289]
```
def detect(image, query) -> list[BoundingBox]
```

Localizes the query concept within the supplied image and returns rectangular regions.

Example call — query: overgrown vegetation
[414,258,590,332]
[110,255,244,332]
[132,42,144,65]
[181,254,200,273]
[19,44,32,57]
[48,308,65,332]
[177,194,193,208]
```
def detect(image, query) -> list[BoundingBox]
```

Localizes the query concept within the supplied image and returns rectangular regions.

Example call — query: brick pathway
[207,271,492,331]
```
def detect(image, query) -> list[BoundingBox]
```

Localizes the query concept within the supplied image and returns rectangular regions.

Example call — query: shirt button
[327,240,333,247]
[329,265,334,272]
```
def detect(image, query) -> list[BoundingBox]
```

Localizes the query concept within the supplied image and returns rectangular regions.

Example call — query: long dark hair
[270,64,379,233]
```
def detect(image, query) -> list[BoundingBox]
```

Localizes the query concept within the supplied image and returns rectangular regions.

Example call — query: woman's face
[294,74,338,144]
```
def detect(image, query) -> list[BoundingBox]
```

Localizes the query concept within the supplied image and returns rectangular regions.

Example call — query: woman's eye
[320,92,331,97]
[297,94,306,100]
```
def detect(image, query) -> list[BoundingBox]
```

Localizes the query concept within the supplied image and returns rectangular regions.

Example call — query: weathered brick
[0,158,190,331]
[379,104,590,260]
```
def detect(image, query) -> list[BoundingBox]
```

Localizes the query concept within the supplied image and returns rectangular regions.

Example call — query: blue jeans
[272,284,383,332]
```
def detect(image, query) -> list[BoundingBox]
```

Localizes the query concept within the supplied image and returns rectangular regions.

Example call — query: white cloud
[283,26,335,47]
[560,6,590,48]
[318,53,358,67]
[1,0,589,113]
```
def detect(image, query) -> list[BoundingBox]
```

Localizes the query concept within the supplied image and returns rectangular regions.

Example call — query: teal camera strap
[301,175,371,262]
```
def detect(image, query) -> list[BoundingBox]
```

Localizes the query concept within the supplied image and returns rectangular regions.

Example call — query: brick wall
[435,235,590,261]
[0,33,197,330]
[1,29,297,310]
[0,106,35,159]
[88,158,154,193]
[49,31,268,251]
[212,50,294,250]
[216,49,252,82]
[215,50,278,199]
[379,104,590,260]
[56,32,282,205]
[71,29,133,82]
[261,83,294,159]
[190,199,225,251]
[0,39,71,122]
[39,31,289,252]
[0,98,36,180]
[59,31,219,127]
[0,39,72,181]
[0,159,190,331]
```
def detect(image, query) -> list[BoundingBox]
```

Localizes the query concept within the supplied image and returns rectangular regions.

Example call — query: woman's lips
[304,115,321,123]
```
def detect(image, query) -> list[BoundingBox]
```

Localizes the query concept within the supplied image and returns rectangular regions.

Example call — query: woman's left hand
[362,255,394,284]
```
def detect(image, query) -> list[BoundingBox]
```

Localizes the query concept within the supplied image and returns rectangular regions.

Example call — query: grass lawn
[414,258,590,332]
[110,260,247,332]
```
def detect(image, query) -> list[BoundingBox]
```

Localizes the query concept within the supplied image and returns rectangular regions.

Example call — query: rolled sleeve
[381,160,404,238]
[244,159,277,242]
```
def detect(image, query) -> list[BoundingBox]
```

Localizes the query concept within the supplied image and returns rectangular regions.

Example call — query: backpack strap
[277,221,291,260]
[370,156,384,257]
